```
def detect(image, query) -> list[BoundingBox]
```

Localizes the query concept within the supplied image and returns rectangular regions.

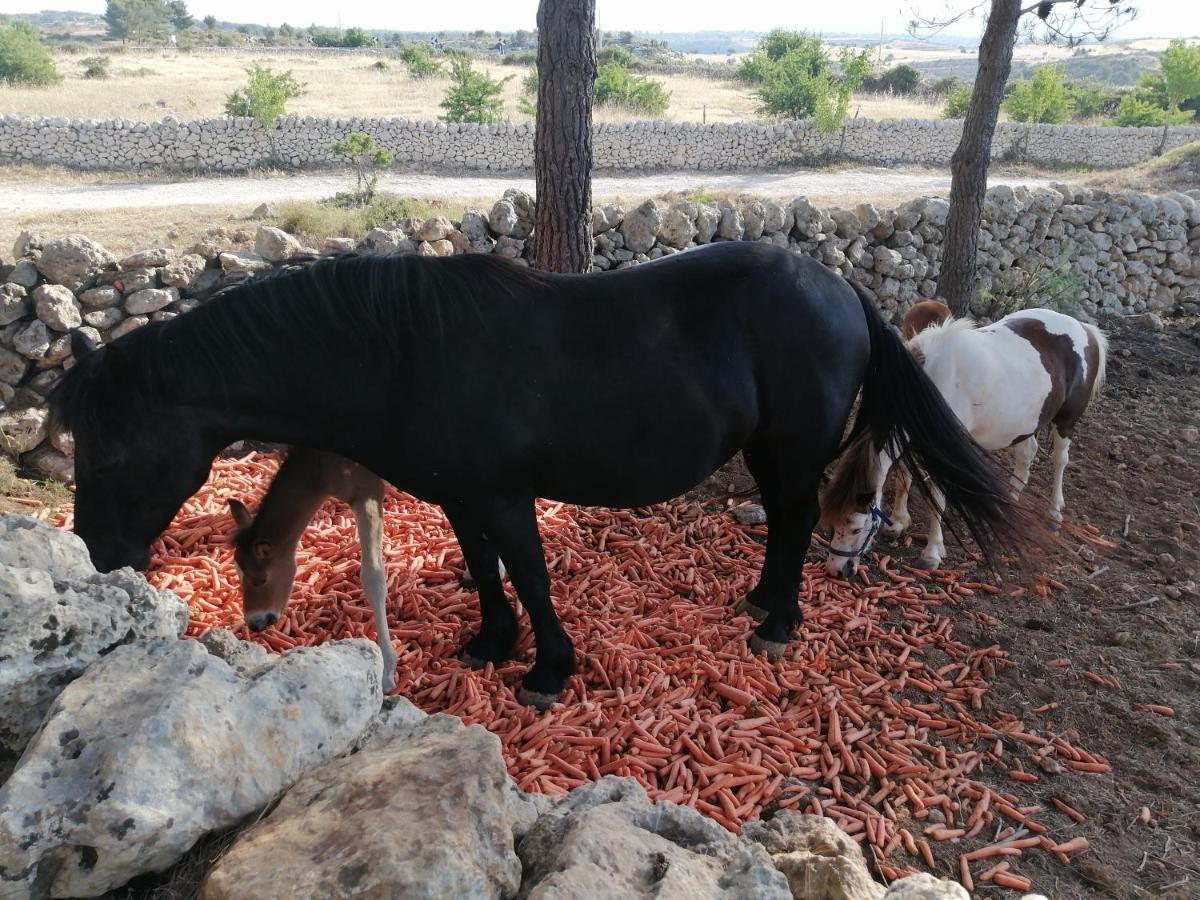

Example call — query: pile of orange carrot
[57,453,1105,890]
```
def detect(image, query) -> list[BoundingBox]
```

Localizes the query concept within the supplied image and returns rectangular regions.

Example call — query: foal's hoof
[517,687,561,710]
[736,597,769,622]
[749,633,788,661]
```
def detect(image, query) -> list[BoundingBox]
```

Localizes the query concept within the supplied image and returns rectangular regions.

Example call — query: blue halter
[827,504,892,559]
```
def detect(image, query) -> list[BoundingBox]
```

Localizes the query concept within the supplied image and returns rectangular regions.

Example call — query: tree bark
[532,0,597,274]
[937,0,1022,316]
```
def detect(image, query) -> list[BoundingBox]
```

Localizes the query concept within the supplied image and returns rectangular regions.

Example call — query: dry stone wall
[2,184,1198,482]
[2,114,1198,173]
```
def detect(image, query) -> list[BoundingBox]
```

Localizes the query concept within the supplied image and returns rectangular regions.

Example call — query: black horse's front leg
[478,497,574,709]
[444,504,518,668]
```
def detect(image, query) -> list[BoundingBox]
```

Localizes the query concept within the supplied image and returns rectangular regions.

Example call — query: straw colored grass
[0,50,943,126]
[0,457,71,517]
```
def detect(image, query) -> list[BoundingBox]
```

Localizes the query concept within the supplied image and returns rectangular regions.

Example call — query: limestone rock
[196,626,270,673]
[0,516,189,778]
[254,225,303,263]
[110,315,149,340]
[322,236,356,253]
[219,251,271,276]
[12,319,51,359]
[0,284,28,326]
[79,284,122,309]
[203,715,535,900]
[123,287,178,316]
[0,638,382,899]
[718,201,745,241]
[36,235,118,292]
[660,205,698,250]
[119,248,175,269]
[27,446,74,483]
[160,253,207,290]
[621,199,664,255]
[489,199,520,236]
[32,283,82,332]
[11,230,47,260]
[883,873,971,899]
[519,777,790,899]
[7,259,39,289]
[0,346,27,386]
[83,307,125,330]
[743,201,766,241]
[741,812,886,900]
[0,407,48,455]
[415,216,454,242]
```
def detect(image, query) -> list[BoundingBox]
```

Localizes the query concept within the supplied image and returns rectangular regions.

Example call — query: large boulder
[0,347,27,387]
[489,199,520,237]
[160,253,207,291]
[119,247,175,269]
[124,287,178,316]
[35,236,118,292]
[7,259,39,290]
[660,205,699,250]
[12,319,51,360]
[203,714,537,900]
[0,516,189,779]
[741,812,885,900]
[415,216,454,242]
[621,199,664,255]
[32,283,82,332]
[0,284,28,327]
[0,637,382,899]
[518,776,790,899]
[254,225,304,263]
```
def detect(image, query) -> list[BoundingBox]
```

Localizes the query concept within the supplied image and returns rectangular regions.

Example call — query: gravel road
[0,167,1068,213]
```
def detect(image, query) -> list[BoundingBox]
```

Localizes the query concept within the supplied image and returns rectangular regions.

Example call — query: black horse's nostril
[246,612,278,632]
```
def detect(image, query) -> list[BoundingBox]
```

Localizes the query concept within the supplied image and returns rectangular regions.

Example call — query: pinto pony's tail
[823,281,1039,572]
[1082,323,1109,402]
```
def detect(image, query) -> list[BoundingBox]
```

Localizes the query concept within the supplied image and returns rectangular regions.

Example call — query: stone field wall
[2,183,1198,480]
[2,114,1198,173]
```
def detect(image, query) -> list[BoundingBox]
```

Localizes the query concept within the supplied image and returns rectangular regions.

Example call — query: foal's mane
[50,252,550,443]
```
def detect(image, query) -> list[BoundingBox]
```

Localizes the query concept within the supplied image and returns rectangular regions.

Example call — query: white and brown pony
[825,306,1107,574]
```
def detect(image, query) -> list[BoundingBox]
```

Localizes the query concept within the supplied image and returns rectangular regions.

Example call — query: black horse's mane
[49,251,551,444]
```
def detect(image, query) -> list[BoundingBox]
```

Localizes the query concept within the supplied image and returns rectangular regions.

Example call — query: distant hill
[5,9,105,30]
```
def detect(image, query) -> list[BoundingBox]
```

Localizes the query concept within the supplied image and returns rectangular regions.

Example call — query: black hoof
[750,633,787,660]
[517,687,561,710]
[737,597,769,622]
[461,630,515,668]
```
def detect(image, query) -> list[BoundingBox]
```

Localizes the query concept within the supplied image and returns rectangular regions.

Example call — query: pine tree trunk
[532,0,597,274]
[937,0,1022,316]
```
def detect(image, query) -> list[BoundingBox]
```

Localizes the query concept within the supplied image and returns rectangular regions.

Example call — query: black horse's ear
[228,498,254,530]
[70,329,99,360]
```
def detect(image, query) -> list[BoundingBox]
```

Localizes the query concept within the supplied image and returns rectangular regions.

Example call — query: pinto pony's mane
[49,252,549,450]
[904,315,975,366]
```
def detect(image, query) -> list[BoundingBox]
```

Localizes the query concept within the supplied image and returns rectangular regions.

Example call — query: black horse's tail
[823,281,1038,571]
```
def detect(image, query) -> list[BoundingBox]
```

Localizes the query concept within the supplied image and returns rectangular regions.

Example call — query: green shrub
[439,56,510,124]
[594,61,670,115]
[755,46,870,131]
[928,76,961,98]
[1065,81,1118,119]
[1114,92,1193,126]
[0,20,61,86]
[862,64,921,95]
[280,193,447,241]
[501,50,536,66]
[80,55,110,79]
[943,85,973,118]
[331,131,393,205]
[519,68,538,116]
[371,59,388,71]
[401,44,443,80]
[1004,64,1071,124]
[224,64,306,161]
[737,29,824,84]
[341,27,373,48]
[597,45,638,70]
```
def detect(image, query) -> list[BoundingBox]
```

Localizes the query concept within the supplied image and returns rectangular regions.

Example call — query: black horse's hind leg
[445,504,518,668]
[477,497,574,709]
[740,443,824,659]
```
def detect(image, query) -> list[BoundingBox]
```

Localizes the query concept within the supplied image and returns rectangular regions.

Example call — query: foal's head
[821,436,890,578]
[228,498,296,632]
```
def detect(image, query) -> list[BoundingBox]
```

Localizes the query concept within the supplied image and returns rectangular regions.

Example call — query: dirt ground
[692,316,1200,898]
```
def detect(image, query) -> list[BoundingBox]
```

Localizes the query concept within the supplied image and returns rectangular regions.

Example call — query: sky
[3,0,1195,40]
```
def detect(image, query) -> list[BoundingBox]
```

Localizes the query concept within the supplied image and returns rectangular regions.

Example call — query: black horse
[53,242,1029,706]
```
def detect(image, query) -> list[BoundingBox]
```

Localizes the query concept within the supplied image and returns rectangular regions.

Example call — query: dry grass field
[0,49,946,125]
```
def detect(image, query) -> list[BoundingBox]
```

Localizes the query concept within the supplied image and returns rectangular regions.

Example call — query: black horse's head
[53,330,215,573]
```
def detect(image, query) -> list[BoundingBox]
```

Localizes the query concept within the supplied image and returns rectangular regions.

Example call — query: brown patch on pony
[901,299,951,341]
[1003,317,1101,439]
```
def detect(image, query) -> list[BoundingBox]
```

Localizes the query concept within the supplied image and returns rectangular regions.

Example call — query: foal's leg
[886,463,913,537]
[477,498,574,708]
[1010,435,1039,499]
[917,485,946,570]
[1048,427,1071,525]
[444,503,518,667]
[352,494,398,691]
